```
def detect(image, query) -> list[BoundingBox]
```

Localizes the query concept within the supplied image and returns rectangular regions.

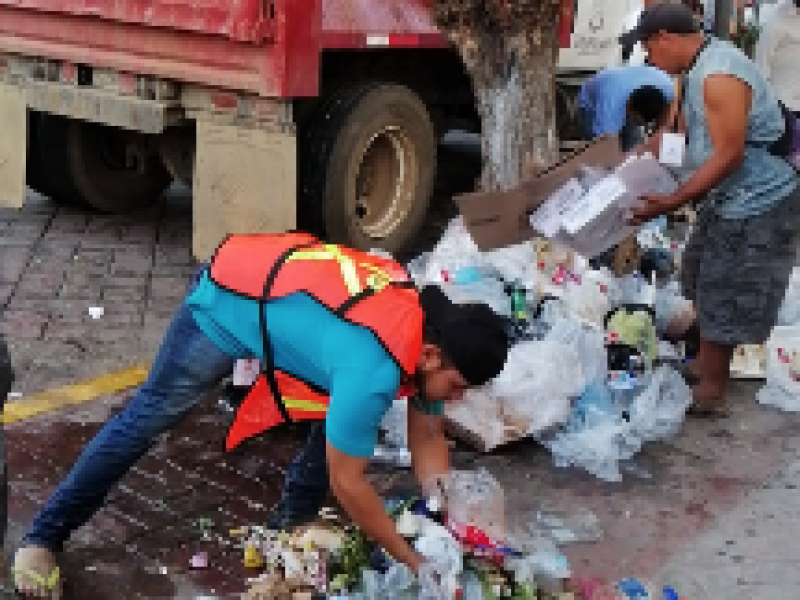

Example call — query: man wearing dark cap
[623,3,800,415]
[13,233,509,599]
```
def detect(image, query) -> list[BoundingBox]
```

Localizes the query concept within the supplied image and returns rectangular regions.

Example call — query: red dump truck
[0,0,642,258]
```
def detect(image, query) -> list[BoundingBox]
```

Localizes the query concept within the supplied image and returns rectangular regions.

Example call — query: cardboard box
[456,137,624,251]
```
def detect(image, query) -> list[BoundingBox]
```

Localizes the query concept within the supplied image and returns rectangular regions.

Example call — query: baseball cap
[619,3,700,47]
[419,285,508,387]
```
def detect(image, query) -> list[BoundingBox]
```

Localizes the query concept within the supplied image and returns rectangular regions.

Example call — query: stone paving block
[1,310,46,340]
[0,246,32,283]
[0,284,16,306]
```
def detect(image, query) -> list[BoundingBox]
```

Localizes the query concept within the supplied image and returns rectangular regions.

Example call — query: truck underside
[0,0,597,257]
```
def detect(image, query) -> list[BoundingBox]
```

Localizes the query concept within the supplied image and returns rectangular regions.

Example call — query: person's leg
[267,422,329,529]
[14,303,235,597]
[690,189,800,413]
[691,340,734,409]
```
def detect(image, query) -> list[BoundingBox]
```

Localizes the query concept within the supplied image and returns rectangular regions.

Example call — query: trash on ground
[757,325,800,412]
[190,551,208,569]
[88,306,105,319]
[527,509,603,545]
[400,207,701,479]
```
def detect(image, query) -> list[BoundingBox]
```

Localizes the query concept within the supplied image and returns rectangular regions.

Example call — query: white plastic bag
[438,279,512,317]
[413,217,538,290]
[541,366,691,482]
[777,268,800,326]
[445,340,584,448]
[757,326,800,411]
[544,317,607,386]
[654,285,695,337]
[494,341,586,436]
[380,397,408,447]
[628,365,692,442]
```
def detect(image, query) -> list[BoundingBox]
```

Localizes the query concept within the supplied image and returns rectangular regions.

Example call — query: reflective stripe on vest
[213,234,424,450]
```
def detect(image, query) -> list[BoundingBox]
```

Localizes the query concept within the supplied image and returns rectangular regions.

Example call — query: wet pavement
[1,139,800,598]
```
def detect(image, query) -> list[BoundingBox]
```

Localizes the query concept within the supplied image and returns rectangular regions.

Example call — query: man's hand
[326,441,423,571]
[628,193,683,226]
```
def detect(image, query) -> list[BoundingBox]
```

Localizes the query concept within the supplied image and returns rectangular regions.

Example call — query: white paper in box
[529,154,678,258]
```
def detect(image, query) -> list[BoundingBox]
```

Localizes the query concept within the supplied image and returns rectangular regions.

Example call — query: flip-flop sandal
[10,565,61,598]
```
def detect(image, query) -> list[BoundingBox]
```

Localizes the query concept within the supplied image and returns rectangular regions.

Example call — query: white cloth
[755,1,800,112]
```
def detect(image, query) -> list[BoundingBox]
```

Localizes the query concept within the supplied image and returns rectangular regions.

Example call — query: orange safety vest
[209,233,424,450]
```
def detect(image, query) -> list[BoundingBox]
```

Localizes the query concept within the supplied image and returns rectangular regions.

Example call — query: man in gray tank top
[621,3,800,415]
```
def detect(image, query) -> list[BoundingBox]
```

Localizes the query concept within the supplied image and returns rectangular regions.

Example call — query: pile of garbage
[398,216,697,482]
[235,468,684,599]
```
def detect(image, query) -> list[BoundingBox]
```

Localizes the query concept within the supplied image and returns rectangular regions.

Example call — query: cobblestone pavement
[1,141,800,598]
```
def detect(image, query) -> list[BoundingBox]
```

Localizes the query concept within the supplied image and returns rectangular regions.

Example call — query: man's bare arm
[629,74,752,223]
[670,74,751,205]
[326,442,422,570]
[407,404,450,489]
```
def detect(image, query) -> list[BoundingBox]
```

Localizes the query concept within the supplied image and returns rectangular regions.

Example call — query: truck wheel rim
[351,126,416,240]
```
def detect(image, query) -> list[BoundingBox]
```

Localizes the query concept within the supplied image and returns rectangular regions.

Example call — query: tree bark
[434,1,563,192]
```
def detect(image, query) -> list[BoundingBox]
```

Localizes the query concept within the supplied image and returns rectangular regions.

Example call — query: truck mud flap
[193,121,297,261]
[0,82,27,208]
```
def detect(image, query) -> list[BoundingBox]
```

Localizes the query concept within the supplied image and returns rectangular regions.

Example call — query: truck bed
[0,0,448,98]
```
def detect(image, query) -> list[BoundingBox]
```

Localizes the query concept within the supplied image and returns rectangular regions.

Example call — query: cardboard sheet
[456,137,624,251]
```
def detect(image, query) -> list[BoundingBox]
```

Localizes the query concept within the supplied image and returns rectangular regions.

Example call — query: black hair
[628,85,671,125]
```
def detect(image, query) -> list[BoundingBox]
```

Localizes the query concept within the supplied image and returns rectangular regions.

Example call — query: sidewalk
[3,380,799,598]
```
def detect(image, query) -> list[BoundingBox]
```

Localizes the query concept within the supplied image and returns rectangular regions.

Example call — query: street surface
[1,140,799,598]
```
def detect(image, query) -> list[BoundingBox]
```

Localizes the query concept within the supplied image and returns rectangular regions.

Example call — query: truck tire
[26,111,47,196]
[37,116,171,213]
[26,113,71,202]
[300,83,436,253]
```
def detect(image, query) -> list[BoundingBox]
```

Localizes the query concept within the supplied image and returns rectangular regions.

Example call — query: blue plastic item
[453,266,484,284]
[662,587,680,600]
[616,578,651,598]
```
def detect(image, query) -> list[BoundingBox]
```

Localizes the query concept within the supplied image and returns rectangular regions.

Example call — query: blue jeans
[24,305,331,550]
[24,303,236,551]
[277,422,329,518]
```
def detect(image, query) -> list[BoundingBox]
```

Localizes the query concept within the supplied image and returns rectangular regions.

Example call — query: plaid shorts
[681,187,800,345]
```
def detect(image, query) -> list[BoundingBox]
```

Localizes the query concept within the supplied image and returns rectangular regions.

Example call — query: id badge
[659,132,686,167]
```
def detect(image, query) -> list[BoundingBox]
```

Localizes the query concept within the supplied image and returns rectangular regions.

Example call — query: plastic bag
[357,562,450,600]
[562,277,611,327]
[443,469,506,543]
[438,279,512,318]
[654,284,695,337]
[628,366,692,442]
[544,316,607,386]
[380,397,408,447]
[445,384,516,451]
[528,509,603,545]
[606,307,659,363]
[495,341,585,435]
[540,366,691,482]
[607,273,655,308]
[757,326,800,411]
[445,339,584,447]
[777,267,800,326]
[412,217,538,291]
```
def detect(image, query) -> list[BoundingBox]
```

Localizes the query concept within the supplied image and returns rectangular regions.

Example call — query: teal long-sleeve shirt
[185,272,440,458]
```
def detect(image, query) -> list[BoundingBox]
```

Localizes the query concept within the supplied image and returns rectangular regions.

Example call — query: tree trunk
[434,1,563,192]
